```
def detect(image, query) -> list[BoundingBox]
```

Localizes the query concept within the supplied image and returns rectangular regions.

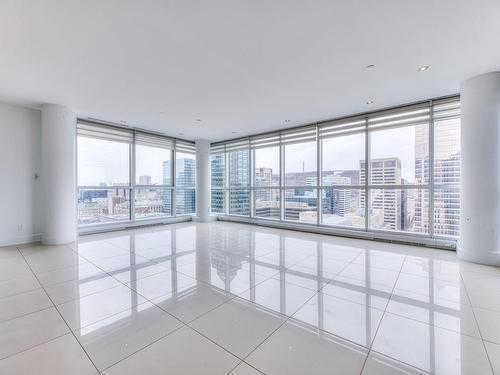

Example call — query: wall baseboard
[0,233,42,247]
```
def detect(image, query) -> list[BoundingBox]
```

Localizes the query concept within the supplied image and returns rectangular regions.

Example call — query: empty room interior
[2,1,500,374]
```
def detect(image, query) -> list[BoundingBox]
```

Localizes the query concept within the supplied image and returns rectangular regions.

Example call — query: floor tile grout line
[459,271,496,375]
[238,251,363,366]
[0,303,56,326]
[358,253,407,375]
[76,249,251,371]
[0,331,70,362]
[366,348,433,375]
[11,224,498,375]
[97,323,188,373]
[17,247,103,375]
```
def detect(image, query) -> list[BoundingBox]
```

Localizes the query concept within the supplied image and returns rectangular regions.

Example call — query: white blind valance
[250,133,280,149]
[368,103,431,131]
[280,125,316,145]
[136,131,174,149]
[77,121,133,144]
[319,117,366,139]
[176,139,196,154]
[225,138,250,152]
[433,97,460,121]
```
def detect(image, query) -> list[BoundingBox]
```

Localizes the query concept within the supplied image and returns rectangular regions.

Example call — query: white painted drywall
[0,102,42,246]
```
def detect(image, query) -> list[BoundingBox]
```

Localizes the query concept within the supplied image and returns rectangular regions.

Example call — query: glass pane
[176,189,196,215]
[322,189,364,228]
[229,149,249,187]
[135,145,171,185]
[211,189,225,213]
[284,141,317,186]
[229,189,250,215]
[434,118,461,184]
[369,125,429,185]
[255,189,280,219]
[434,187,460,237]
[322,133,364,186]
[255,147,279,187]
[284,188,317,223]
[78,189,130,224]
[413,189,430,234]
[135,188,172,218]
[211,153,226,188]
[176,152,196,187]
[369,189,427,233]
[77,137,129,186]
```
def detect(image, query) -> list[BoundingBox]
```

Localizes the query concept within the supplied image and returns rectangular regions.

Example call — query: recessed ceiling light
[195,119,202,122]
[366,100,374,105]
[366,64,376,69]
[119,120,127,124]
[285,119,291,123]
[418,65,430,71]
[232,131,238,134]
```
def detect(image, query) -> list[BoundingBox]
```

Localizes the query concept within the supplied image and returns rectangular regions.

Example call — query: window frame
[210,95,461,241]
[76,121,196,228]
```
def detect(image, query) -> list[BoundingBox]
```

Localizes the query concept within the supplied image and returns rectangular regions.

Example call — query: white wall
[0,102,42,246]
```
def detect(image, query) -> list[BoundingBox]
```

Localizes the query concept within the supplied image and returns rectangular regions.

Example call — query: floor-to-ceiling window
[283,126,318,224]
[77,121,196,228]
[210,96,460,242]
[320,118,366,229]
[367,105,430,234]
[253,134,280,220]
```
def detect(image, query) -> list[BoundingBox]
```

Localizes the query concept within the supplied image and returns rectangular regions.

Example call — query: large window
[77,121,196,227]
[78,137,130,187]
[367,110,430,233]
[210,96,461,240]
[283,126,318,224]
[320,120,366,229]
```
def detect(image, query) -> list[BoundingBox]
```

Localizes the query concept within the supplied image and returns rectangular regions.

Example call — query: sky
[78,126,420,186]
[78,138,194,186]
[253,127,418,182]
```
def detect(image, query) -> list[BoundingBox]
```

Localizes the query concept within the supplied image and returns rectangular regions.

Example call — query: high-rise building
[322,175,352,217]
[360,158,407,231]
[162,158,196,214]
[138,175,152,185]
[414,121,461,236]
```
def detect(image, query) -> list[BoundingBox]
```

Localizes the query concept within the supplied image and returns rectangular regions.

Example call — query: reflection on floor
[0,221,499,374]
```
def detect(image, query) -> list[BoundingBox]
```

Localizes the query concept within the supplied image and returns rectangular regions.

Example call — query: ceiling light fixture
[195,119,202,122]
[232,131,238,134]
[366,64,376,69]
[285,119,291,123]
[366,100,374,105]
[178,132,184,136]
[418,65,430,71]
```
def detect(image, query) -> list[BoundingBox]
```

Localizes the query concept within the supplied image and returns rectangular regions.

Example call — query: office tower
[138,175,152,185]
[360,158,407,230]
[414,121,461,236]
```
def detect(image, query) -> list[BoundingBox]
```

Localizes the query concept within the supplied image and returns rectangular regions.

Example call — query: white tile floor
[0,221,499,374]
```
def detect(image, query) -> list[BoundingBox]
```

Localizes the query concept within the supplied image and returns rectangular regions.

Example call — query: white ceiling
[1,0,499,142]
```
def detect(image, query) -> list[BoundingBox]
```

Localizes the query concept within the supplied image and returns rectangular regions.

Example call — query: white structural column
[195,139,213,222]
[41,104,77,245]
[459,72,500,265]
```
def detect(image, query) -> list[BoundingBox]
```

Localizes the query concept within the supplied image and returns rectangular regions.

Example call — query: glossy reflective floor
[1,222,500,374]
